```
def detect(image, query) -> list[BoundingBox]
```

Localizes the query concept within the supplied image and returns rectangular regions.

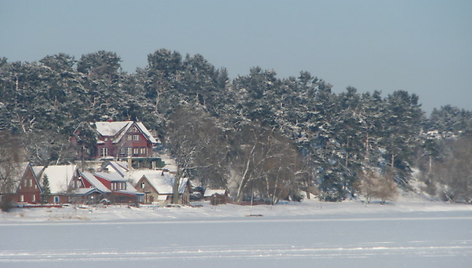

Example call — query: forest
[1,49,472,203]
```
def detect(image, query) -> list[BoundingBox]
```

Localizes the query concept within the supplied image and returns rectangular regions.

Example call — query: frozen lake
[1,206,471,268]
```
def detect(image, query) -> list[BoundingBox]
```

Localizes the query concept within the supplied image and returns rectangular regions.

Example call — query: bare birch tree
[355,167,397,204]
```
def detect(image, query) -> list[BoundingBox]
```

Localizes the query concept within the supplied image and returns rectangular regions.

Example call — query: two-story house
[15,163,42,204]
[72,120,162,169]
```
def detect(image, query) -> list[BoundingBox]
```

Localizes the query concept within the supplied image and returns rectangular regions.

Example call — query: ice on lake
[1,199,471,268]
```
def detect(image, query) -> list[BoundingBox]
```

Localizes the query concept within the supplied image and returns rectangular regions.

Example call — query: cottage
[134,170,190,205]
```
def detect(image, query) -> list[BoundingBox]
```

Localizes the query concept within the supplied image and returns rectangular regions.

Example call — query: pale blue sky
[1,0,471,113]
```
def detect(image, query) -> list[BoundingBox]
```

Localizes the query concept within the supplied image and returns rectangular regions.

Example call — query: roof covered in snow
[117,182,143,196]
[32,166,44,178]
[93,121,158,144]
[40,165,77,194]
[79,171,111,194]
[94,121,129,137]
[135,122,158,144]
[95,172,128,182]
[101,161,129,177]
[72,187,103,196]
[204,189,227,197]
[137,170,188,195]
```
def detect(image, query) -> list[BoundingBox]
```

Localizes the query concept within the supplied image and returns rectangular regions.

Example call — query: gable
[17,163,42,194]
[137,170,188,195]
[95,121,130,137]
[94,121,158,144]
[79,171,111,193]
[76,171,111,193]
[101,161,129,177]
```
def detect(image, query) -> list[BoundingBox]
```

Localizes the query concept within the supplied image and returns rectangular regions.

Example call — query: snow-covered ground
[1,196,472,268]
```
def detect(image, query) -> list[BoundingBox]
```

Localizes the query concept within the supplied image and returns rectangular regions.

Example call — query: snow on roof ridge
[95,172,128,182]
[94,121,158,144]
[135,122,158,144]
[204,189,227,197]
[94,121,130,137]
[138,170,187,195]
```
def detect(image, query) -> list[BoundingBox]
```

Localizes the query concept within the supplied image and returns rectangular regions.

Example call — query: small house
[204,189,229,205]
[134,170,190,205]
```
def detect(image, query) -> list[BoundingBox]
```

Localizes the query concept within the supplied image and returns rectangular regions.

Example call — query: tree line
[1,49,472,203]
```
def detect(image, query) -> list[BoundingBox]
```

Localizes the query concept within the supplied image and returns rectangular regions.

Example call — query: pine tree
[41,175,51,204]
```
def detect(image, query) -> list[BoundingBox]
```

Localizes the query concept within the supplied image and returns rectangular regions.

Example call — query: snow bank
[1,197,471,223]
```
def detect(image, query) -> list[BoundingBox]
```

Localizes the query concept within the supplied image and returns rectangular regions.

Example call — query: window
[141,182,145,189]
[127,135,132,141]
[20,195,24,202]
[133,135,139,141]
[127,147,132,156]
[133,148,139,156]
[119,147,126,155]
[100,147,109,157]
[32,195,36,203]
[140,148,147,155]
[29,179,32,187]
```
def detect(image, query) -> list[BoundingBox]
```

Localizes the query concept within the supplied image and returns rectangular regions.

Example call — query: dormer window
[111,182,126,191]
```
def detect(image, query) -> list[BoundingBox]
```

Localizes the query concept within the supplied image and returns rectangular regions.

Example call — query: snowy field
[1,198,472,268]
